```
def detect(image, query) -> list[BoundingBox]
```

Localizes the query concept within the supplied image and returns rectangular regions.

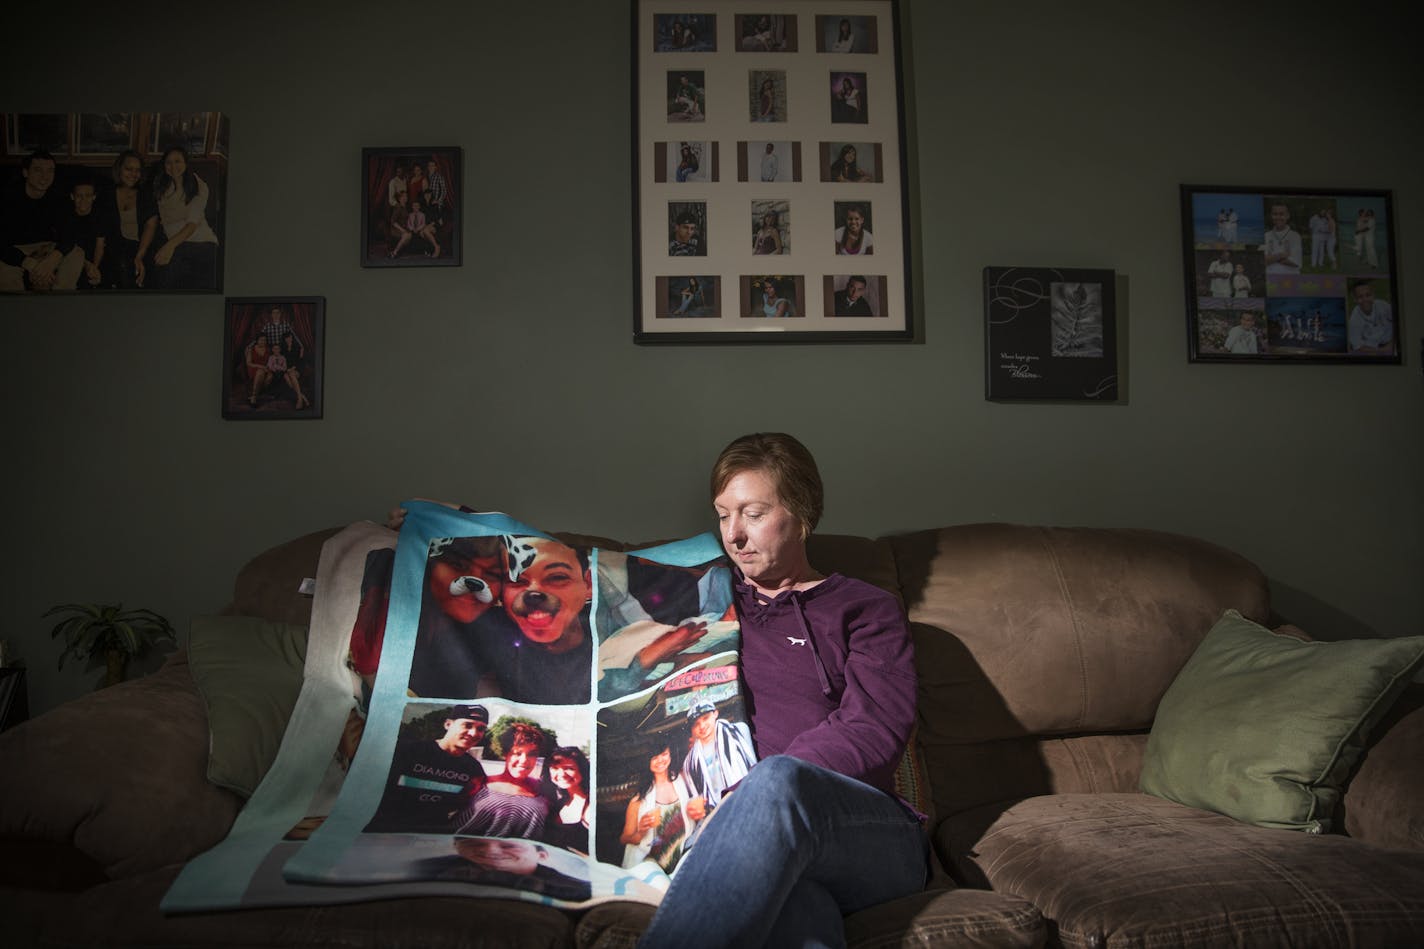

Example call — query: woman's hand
[154,243,175,266]
[133,257,146,286]
[386,497,462,530]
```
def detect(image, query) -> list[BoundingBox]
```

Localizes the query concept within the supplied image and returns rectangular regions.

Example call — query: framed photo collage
[633,0,912,343]
[1181,184,1400,363]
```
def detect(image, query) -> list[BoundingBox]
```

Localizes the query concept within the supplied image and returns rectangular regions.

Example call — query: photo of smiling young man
[481,536,595,705]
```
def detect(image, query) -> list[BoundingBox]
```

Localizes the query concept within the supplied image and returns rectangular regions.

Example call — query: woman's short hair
[709,432,823,539]
[496,721,551,758]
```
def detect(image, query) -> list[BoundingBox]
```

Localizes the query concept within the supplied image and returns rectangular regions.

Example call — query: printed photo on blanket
[323,834,593,901]
[595,659,755,872]
[364,701,590,845]
[596,549,737,702]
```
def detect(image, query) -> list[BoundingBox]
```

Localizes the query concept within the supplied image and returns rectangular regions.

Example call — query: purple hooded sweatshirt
[735,571,917,797]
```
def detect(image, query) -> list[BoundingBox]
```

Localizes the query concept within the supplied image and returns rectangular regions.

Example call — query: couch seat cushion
[575,889,1045,949]
[47,864,574,949]
[940,793,1424,949]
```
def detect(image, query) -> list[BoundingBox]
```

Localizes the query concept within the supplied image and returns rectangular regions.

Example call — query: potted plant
[45,603,176,688]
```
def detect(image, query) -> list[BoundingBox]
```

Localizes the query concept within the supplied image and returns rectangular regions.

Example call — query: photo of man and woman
[595,670,755,877]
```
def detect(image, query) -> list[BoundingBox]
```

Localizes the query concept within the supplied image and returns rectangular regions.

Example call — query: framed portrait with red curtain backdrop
[360,146,462,268]
[221,296,325,420]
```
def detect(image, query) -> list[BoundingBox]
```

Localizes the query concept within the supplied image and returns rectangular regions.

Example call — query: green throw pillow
[1140,609,1424,832]
[188,615,308,797]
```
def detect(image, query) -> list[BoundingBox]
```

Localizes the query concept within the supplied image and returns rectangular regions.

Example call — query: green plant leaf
[45,601,176,672]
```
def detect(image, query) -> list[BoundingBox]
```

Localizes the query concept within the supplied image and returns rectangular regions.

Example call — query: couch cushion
[574,889,1045,949]
[808,533,903,604]
[47,864,574,948]
[1139,610,1424,832]
[920,732,1149,826]
[1342,684,1424,851]
[842,887,1045,949]
[895,524,1271,744]
[226,527,342,625]
[942,793,1424,949]
[0,652,243,879]
[187,614,309,797]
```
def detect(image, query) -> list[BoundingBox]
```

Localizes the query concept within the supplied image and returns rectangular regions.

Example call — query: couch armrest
[0,651,243,880]
[1341,684,1424,851]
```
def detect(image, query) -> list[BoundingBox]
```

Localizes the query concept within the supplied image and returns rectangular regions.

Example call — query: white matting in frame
[633,0,912,343]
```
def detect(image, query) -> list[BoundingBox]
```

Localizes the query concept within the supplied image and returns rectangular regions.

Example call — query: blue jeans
[637,755,928,949]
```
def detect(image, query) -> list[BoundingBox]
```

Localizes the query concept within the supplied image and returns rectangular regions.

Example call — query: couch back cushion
[226,527,343,624]
[808,532,903,601]
[894,523,1271,743]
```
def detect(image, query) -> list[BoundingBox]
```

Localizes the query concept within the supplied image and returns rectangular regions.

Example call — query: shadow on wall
[1267,580,1381,642]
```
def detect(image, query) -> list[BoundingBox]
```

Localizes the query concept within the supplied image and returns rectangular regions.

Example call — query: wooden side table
[0,667,28,731]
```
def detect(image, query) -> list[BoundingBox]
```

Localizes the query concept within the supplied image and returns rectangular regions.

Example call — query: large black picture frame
[1181,184,1401,363]
[632,0,913,343]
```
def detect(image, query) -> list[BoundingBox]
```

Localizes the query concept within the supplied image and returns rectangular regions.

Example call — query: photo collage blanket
[163,501,751,911]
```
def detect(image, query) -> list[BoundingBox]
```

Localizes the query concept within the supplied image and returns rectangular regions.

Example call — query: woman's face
[713,467,808,585]
[118,156,142,188]
[764,281,778,299]
[846,210,864,235]
[549,756,583,792]
[844,147,857,164]
[648,748,672,774]
[163,150,186,180]
[504,739,539,780]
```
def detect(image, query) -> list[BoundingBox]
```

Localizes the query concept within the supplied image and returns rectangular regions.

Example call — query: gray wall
[4,1,1420,716]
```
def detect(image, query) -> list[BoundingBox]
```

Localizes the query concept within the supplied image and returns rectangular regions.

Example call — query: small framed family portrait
[221,296,325,420]
[983,266,1119,402]
[360,146,462,268]
[1180,184,1400,363]
[633,0,912,343]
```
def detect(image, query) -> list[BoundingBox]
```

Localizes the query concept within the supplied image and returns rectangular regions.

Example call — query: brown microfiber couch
[3,522,1422,948]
